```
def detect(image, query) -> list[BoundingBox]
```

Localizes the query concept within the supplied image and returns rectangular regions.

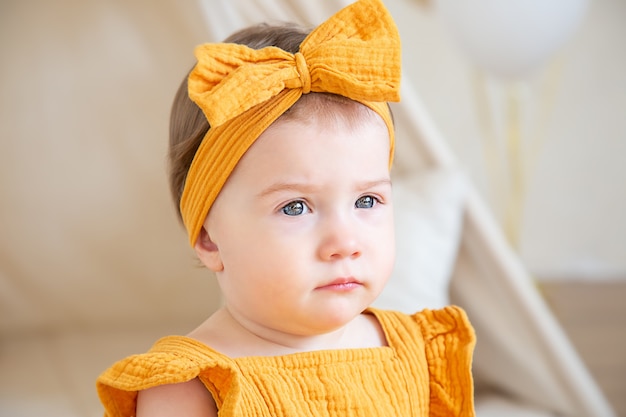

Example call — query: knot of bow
[188,0,401,128]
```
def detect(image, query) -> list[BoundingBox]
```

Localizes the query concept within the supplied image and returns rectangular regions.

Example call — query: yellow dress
[97,306,475,416]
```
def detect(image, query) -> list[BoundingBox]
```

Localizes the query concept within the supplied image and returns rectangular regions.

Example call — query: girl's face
[198,107,395,340]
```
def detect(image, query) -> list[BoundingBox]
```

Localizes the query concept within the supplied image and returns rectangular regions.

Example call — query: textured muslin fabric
[180,0,401,246]
[97,306,475,416]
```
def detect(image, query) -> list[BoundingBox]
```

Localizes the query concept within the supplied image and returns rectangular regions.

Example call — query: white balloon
[435,0,589,78]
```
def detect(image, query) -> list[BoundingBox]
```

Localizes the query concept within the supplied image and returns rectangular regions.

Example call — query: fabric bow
[188,0,401,128]
[181,0,401,247]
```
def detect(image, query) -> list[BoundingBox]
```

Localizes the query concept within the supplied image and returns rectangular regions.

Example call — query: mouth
[316,277,363,291]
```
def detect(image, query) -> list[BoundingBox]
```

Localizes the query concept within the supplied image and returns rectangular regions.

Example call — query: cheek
[383,227,396,268]
[226,226,304,275]
[376,211,396,270]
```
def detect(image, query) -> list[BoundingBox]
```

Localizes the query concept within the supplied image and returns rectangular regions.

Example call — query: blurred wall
[0,0,222,334]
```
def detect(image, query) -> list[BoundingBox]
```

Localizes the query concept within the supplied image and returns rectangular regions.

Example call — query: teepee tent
[378,80,616,416]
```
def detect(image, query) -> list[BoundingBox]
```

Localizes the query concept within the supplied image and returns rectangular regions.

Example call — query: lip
[316,277,362,291]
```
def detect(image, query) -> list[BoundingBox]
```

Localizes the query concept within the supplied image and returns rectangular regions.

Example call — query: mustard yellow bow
[189,0,401,128]
[181,0,401,246]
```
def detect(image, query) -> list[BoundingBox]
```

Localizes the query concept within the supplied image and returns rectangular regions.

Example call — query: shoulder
[369,306,476,414]
[97,336,213,390]
[413,305,475,343]
[136,378,217,417]
[97,336,231,417]
[413,306,476,414]
[370,305,475,349]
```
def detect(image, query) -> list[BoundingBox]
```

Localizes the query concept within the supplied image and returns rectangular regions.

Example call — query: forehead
[246,104,390,173]
[278,93,383,130]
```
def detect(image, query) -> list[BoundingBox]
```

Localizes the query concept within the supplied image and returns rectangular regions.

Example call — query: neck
[192,306,385,358]
[224,306,353,356]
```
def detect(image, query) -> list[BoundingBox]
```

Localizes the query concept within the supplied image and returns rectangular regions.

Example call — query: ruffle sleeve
[414,306,476,417]
[96,336,234,417]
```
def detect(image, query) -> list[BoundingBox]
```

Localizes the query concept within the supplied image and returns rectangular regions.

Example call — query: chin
[307,302,366,332]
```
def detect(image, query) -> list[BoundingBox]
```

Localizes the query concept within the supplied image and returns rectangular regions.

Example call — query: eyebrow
[256,178,392,199]
[256,182,319,199]
[356,178,392,191]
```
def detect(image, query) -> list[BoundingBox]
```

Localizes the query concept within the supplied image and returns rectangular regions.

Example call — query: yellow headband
[181,0,401,246]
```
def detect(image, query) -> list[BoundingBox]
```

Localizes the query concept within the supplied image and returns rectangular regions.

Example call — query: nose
[317,213,362,261]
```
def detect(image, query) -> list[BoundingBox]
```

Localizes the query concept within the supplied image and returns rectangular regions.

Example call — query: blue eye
[355,195,377,209]
[281,200,309,216]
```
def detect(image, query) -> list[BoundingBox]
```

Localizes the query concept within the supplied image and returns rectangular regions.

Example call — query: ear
[194,227,224,272]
